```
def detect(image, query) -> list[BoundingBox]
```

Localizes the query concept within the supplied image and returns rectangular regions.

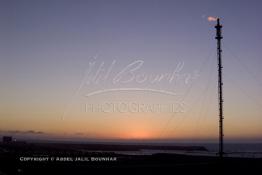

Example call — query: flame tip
[207,16,218,22]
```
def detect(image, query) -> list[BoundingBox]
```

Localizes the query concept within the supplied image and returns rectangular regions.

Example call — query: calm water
[90,142,262,158]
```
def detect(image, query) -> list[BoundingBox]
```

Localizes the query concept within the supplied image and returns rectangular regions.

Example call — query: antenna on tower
[215,18,224,158]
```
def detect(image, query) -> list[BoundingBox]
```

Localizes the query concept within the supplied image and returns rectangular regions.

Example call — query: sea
[90,142,262,158]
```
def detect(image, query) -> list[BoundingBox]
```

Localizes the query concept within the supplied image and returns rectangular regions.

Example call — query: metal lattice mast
[215,18,224,158]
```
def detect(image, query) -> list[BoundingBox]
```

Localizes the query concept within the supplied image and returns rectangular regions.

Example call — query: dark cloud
[0,130,45,135]
[75,132,85,136]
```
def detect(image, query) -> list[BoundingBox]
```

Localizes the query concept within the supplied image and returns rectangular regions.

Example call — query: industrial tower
[215,18,224,158]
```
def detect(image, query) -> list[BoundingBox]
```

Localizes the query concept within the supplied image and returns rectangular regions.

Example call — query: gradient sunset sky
[0,0,262,142]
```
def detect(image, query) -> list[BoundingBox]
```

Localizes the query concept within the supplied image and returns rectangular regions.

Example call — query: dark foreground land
[0,142,261,174]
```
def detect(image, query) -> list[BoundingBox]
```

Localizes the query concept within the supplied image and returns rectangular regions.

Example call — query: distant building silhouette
[2,136,12,143]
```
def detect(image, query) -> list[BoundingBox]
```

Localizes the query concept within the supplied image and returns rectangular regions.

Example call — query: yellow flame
[207,16,217,22]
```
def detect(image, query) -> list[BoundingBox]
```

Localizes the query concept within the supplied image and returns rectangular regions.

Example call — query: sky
[0,0,262,142]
